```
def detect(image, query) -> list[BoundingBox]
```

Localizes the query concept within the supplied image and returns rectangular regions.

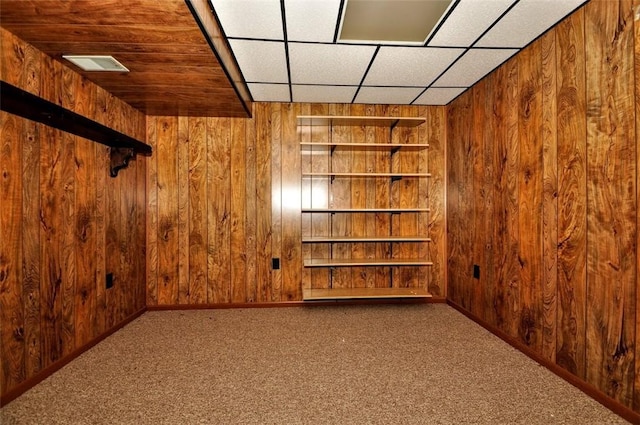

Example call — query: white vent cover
[62,55,129,72]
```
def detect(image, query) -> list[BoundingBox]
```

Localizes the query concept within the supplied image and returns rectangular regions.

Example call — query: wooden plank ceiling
[0,0,252,117]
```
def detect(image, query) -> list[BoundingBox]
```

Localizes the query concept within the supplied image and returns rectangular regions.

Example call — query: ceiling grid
[210,0,589,105]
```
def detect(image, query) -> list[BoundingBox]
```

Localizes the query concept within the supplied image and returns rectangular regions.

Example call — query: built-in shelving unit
[299,115,432,301]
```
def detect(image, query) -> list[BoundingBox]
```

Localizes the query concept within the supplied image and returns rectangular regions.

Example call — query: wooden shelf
[302,208,430,213]
[1,80,152,177]
[297,115,426,128]
[302,236,431,243]
[302,172,431,178]
[300,142,429,151]
[303,287,432,300]
[304,258,433,267]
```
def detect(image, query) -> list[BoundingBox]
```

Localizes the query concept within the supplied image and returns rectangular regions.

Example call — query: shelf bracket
[109,148,135,177]
[391,175,403,183]
[390,145,401,155]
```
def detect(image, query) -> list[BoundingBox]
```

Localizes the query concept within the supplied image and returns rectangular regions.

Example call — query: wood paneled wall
[146,104,446,305]
[446,0,639,411]
[0,28,147,401]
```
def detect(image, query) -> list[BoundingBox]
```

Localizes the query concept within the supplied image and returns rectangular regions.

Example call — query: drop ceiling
[0,0,590,114]
[212,0,589,105]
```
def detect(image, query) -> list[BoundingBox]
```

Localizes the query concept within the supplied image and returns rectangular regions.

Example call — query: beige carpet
[0,304,629,424]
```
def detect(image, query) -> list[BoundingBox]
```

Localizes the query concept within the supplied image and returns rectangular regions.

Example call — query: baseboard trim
[146,297,447,310]
[0,307,147,407]
[446,299,640,425]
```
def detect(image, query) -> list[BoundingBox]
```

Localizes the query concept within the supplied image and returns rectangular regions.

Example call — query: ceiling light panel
[292,85,357,103]
[248,83,291,102]
[229,40,288,83]
[354,87,424,105]
[211,0,283,40]
[413,87,467,105]
[476,0,588,48]
[364,47,464,87]
[285,0,341,42]
[339,0,453,45]
[289,43,376,85]
[433,48,517,87]
[427,0,516,47]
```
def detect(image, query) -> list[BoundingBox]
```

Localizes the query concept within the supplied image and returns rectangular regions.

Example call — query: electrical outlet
[106,273,114,289]
[272,258,280,270]
[473,265,480,279]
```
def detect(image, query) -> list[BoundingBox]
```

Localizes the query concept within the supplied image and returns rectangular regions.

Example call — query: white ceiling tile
[364,47,464,87]
[292,85,357,103]
[285,0,341,42]
[354,87,424,105]
[413,87,467,105]
[229,40,289,83]
[211,0,283,40]
[428,0,516,47]
[289,43,376,85]
[433,48,517,87]
[476,0,588,48]
[248,83,291,102]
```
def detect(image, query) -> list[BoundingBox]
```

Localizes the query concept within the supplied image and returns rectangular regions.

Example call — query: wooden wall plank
[555,9,587,377]
[73,79,97,348]
[479,78,496,324]
[271,105,283,301]
[471,80,486,316]
[145,116,159,306]
[207,117,231,304]
[584,0,636,405]
[146,116,158,306]
[280,103,301,300]
[427,106,446,297]
[39,54,64,368]
[104,93,121,328]
[541,29,558,363]
[416,106,429,293]
[177,117,190,303]
[20,37,42,379]
[60,65,77,356]
[0,108,25,391]
[517,41,544,352]
[93,90,108,338]
[300,103,312,292]
[230,118,247,303]
[188,117,207,304]
[255,104,273,302]
[634,0,640,412]
[156,116,179,305]
[446,92,469,306]
[245,112,257,303]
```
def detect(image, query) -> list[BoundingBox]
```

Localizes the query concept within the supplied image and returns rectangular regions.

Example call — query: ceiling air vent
[62,55,129,72]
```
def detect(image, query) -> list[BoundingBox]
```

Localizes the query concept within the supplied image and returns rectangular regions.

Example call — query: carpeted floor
[0,304,629,424]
